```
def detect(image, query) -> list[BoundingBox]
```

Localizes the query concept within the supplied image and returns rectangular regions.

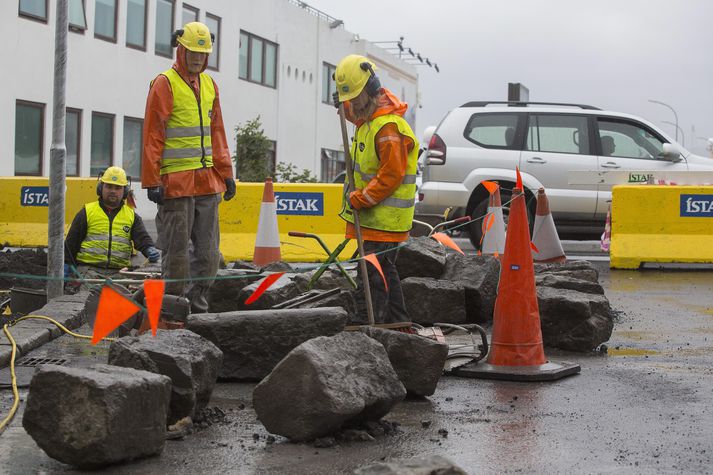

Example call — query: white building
[3,0,419,213]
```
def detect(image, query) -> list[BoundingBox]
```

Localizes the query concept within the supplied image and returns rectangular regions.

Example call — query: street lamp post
[649,99,679,142]
[661,120,685,147]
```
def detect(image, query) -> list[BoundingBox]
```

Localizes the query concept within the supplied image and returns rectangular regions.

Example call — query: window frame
[239,30,278,89]
[15,100,45,177]
[321,62,336,105]
[18,0,48,24]
[595,116,667,160]
[181,3,199,25]
[90,111,116,177]
[122,116,144,181]
[524,113,592,156]
[154,0,176,59]
[320,148,346,182]
[462,112,525,150]
[68,0,87,33]
[94,0,118,43]
[125,0,148,51]
[205,12,221,71]
[65,107,82,177]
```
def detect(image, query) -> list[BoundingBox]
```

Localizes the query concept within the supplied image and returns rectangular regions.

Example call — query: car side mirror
[660,143,683,162]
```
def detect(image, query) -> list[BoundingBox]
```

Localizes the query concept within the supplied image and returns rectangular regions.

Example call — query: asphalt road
[1,259,712,474]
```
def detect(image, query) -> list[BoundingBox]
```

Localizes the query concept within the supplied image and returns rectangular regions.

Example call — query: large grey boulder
[22,364,171,469]
[401,277,467,325]
[359,326,448,397]
[293,267,357,292]
[186,308,348,380]
[536,273,604,295]
[537,286,613,352]
[297,289,358,321]
[440,254,500,323]
[395,236,447,279]
[253,332,406,441]
[108,329,223,424]
[535,260,599,284]
[237,273,302,310]
[208,269,262,313]
[354,455,468,475]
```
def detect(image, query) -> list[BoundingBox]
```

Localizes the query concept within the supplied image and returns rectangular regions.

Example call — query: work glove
[147,186,164,205]
[144,246,160,263]
[224,178,236,201]
[332,91,341,109]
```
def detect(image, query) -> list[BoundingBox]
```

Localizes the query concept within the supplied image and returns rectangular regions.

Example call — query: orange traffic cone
[531,188,566,263]
[480,183,506,257]
[454,183,579,381]
[253,177,281,266]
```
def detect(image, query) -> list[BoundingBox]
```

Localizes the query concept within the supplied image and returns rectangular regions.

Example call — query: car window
[463,113,519,149]
[526,114,590,155]
[597,119,665,160]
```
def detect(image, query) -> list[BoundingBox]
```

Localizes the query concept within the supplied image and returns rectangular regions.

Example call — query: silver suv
[419,101,713,246]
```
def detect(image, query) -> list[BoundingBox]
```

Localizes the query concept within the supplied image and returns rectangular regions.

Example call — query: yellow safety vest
[340,114,419,232]
[160,68,215,175]
[77,201,135,269]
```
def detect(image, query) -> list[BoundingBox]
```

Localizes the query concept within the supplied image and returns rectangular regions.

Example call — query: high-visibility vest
[76,201,135,268]
[160,68,215,175]
[340,114,419,232]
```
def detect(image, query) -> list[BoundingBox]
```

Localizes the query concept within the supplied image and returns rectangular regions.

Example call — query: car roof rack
[460,101,601,110]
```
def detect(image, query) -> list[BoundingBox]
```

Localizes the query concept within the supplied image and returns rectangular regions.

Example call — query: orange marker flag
[364,254,388,291]
[92,285,141,345]
[530,242,540,253]
[245,272,286,305]
[515,166,523,191]
[482,213,495,234]
[431,232,465,255]
[143,280,165,336]
[481,180,499,194]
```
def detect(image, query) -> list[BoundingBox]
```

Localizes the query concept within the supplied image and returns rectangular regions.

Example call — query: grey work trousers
[156,193,221,313]
[352,240,409,325]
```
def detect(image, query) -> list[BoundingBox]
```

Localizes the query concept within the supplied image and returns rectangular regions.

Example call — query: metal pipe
[649,99,679,142]
[47,0,69,300]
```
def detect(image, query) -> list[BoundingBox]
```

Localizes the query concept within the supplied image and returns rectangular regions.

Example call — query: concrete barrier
[219,182,355,262]
[610,185,713,269]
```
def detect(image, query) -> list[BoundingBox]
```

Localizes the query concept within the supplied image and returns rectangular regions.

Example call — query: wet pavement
[1,261,712,474]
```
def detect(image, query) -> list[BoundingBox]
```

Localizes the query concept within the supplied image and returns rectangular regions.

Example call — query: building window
[239,31,278,88]
[155,0,175,58]
[205,13,220,71]
[94,0,117,42]
[322,63,336,104]
[19,0,47,23]
[15,101,45,176]
[65,108,81,177]
[122,117,143,180]
[126,0,147,50]
[181,3,198,26]
[321,148,345,182]
[266,141,277,174]
[91,112,114,177]
[69,0,87,32]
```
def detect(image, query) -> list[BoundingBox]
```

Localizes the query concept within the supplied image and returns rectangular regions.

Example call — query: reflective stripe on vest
[160,68,215,175]
[339,114,420,232]
[77,201,135,268]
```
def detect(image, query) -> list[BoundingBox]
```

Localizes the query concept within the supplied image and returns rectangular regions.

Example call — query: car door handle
[601,162,621,169]
[526,157,547,164]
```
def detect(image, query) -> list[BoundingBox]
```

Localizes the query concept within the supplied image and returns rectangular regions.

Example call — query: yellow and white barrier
[611,185,713,268]
[0,177,96,247]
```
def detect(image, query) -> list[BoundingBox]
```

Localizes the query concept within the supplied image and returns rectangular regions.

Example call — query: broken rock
[440,254,500,323]
[186,307,348,380]
[253,332,406,442]
[360,326,448,397]
[536,273,604,295]
[354,455,467,475]
[22,364,171,469]
[237,273,302,310]
[296,289,358,321]
[108,329,223,424]
[401,277,467,325]
[394,236,447,279]
[208,269,263,313]
[535,260,599,284]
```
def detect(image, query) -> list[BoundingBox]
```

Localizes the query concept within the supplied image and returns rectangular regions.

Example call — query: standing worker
[333,54,419,324]
[142,22,236,313]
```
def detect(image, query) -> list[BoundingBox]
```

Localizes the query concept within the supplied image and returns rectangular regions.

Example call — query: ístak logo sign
[21,186,50,206]
[275,192,324,216]
[628,173,653,183]
[680,194,713,217]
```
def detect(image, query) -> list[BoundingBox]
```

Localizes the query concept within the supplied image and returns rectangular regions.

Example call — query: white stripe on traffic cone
[481,185,506,257]
[253,177,281,266]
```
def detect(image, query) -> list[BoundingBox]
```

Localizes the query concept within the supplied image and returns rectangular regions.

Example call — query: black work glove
[224,178,236,201]
[332,91,341,109]
[147,186,164,205]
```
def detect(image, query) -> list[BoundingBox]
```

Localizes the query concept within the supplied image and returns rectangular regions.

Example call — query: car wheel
[468,189,534,249]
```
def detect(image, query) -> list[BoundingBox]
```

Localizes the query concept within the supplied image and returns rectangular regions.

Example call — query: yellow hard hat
[334,54,377,102]
[175,22,213,53]
[100,166,128,187]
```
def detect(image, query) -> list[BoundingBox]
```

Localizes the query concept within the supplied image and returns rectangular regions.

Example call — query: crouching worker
[64,166,159,286]
[333,54,419,324]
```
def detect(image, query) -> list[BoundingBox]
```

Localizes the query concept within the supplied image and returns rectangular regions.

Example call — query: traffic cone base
[453,360,581,382]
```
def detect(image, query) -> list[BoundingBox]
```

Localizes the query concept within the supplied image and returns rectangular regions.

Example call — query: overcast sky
[307,0,713,155]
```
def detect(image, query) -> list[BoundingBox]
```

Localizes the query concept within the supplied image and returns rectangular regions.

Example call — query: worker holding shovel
[333,54,419,325]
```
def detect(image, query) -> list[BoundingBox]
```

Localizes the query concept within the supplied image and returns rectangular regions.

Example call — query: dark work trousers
[156,193,221,313]
[353,240,409,325]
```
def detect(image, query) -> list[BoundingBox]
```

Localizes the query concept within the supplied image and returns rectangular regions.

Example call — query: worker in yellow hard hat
[333,54,420,324]
[64,166,159,286]
[142,22,236,313]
